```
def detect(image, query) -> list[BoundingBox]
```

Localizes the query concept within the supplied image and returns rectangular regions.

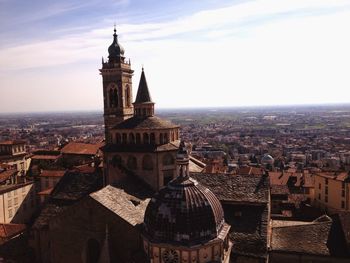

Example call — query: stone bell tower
[100,27,134,142]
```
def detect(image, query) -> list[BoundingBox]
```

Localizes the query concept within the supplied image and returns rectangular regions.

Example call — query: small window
[8,199,12,207]
[325,196,328,203]
[122,133,127,144]
[150,133,156,144]
[325,186,328,195]
[143,133,149,144]
[136,133,141,144]
[116,133,121,144]
[129,133,135,144]
[341,201,345,209]
[8,209,13,218]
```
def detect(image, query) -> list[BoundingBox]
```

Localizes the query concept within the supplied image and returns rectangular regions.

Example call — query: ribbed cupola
[133,67,155,117]
[143,140,226,245]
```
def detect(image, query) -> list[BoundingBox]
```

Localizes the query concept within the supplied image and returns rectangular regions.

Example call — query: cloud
[1,0,350,112]
[1,0,349,71]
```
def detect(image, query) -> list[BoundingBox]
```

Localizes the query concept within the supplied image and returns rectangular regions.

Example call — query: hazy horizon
[1,0,350,113]
[1,102,350,116]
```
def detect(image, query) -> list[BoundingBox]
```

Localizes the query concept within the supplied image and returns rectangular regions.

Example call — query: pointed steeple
[133,67,155,117]
[135,67,152,103]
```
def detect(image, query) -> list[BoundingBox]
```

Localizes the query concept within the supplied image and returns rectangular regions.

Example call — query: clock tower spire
[100,27,134,142]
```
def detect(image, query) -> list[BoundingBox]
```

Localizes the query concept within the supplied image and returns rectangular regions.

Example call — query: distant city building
[0,140,28,176]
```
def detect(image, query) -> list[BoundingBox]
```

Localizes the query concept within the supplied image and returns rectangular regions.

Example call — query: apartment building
[314,172,350,212]
[0,182,37,223]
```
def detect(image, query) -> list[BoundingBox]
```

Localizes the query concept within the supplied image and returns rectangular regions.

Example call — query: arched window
[122,133,127,144]
[116,133,121,144]
[159,133,164,144]
[129,133,135,144]
[127,155,137,170]
[142,155,153,171]
[142,108,146,116]
[113,89,118,107]
[109,89,114,107]
[136,133,141,144]
[109,87,118,108]
[163,153,174,166]
[171,131,175,141]
[86,239,100,263]
[150,133,156,144]
[143,133,149,144]
[164,133,169,143]
[125,85,130,107]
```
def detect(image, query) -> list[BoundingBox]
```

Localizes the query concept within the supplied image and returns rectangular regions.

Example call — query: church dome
[143,142,225,245]
[108,28,125,59]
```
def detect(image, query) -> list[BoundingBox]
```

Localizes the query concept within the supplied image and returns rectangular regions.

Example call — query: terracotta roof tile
[40,170,66,178]
[90,185,149,226]
[61,142,101,155]
[31,155,59,160]
[271,216,333,255]
[0,169,16,184]
[191,173,269,204]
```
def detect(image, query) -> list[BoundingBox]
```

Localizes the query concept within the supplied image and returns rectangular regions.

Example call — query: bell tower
[100,27,134,142]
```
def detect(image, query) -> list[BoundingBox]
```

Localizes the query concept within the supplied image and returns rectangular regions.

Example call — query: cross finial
[142,64,144,71]
[113,23,116,34]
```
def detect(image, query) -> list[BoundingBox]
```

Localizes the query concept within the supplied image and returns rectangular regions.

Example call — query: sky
[0,0,350,113]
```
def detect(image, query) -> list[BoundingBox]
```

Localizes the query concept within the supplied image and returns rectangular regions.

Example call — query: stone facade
[49,197,142,263]
[100,29,134,141]
[101,29,181,191]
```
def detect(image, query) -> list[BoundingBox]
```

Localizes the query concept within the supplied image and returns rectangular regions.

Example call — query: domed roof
[143,175,225,245]
[108,28,125,59]
[261,154,274,164]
